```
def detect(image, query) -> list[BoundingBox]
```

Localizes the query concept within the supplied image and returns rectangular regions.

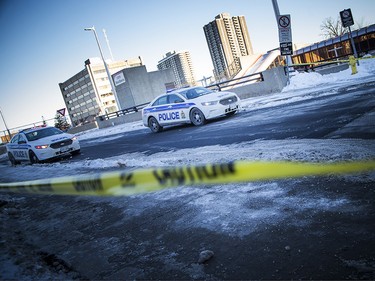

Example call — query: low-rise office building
[112,65,175,109]
[59,57,142,126]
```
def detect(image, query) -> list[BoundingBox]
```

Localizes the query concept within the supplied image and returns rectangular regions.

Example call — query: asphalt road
[76,80,375,161]
[1,80,374,166]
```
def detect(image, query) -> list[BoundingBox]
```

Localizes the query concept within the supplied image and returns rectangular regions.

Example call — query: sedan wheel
[8,152,19,166]
[226,110,237,117]
[72,149,81,155]
[29,151,40,164]
[148,117,163,133]
[190,108,206,126]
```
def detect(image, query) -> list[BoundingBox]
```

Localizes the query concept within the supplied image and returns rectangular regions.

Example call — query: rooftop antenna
[103,28,115,61]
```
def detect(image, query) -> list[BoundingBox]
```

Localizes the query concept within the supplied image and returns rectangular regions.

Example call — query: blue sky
[0,0,374,131]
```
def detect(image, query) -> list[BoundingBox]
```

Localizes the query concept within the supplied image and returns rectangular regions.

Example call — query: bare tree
[320,17,347,39]
[354,17,367,29]
[320,16,368,39]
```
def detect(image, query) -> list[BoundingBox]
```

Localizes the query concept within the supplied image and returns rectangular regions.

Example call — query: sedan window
[168,94,184,104]
[185,89,198,99]
[152,96,168,106]
[180,87,214,99]
[25,127,63,141]
[10,135,19,144]
[18,135,27,144]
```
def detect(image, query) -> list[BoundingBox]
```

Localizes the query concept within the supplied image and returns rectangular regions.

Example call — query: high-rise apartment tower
[204,13,254,80]
[157,50,196,88]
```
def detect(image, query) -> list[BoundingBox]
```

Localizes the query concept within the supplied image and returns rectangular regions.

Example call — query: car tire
[72,149,81,155]
[190,108,206,126]
[29,151,40,164]
[8,152,19,166]
[148,116,163,133]
[226,110,237,117]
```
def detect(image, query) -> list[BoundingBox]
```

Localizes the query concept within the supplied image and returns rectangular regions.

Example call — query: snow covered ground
[1,58,375,280]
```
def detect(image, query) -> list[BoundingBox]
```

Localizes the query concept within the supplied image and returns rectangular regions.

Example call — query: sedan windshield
[179,87,214,100]
[25,127,63,141]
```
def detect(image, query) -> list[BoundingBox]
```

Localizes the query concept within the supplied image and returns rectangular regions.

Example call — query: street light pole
[271,0,280,19]
[271,0,291,85]
[84,26,121,111]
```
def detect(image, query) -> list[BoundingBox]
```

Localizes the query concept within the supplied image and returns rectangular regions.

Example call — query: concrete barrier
[68,122,98,134]
[95,111,143,129]
[229,66,288,99]
[315,64,349,75]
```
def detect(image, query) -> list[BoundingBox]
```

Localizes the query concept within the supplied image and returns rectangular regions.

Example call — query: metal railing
[290,59,347,73]
[98,102,149,121]
[1,118,55,144]
[207,71,264,91]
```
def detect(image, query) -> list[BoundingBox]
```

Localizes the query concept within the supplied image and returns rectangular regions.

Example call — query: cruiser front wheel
[190,108,206,126]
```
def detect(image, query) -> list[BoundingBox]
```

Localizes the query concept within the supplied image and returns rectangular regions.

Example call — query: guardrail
[290,55,375,76]
[207,71,264,91]
[289,60,344,73]
[290,55,375,72]
[97,102,149,121]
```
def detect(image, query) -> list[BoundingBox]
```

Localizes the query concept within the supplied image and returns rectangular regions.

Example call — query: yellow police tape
[0,159,374,196]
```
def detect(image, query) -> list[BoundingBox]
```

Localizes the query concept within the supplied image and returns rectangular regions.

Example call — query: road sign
[57,108,66,116]
[340,9,354,28]
[278,15,290,28]
[113,72,126,86]
[278,14,292,43]
[280,42,293,56]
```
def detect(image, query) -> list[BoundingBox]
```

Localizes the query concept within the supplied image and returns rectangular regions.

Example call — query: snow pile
[76,122,145,141]
[284,57,375,92]
[61,139,375,168]
[1,139,374,183]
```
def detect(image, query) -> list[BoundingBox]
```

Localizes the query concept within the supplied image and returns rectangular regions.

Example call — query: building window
[94,69,106,74]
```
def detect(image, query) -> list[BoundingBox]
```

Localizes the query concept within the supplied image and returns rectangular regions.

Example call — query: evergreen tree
[54,114,70,131]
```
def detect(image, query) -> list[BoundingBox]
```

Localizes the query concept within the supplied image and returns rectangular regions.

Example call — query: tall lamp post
[84,26,121,111]
[271,0,291,85]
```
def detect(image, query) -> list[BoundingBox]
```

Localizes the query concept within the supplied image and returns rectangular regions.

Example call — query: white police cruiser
[142,86,241,132]
[6,126,80,165]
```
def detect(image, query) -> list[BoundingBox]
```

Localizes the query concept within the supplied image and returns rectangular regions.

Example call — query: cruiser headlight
[201,101,218,106]
[35,144,49,149]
